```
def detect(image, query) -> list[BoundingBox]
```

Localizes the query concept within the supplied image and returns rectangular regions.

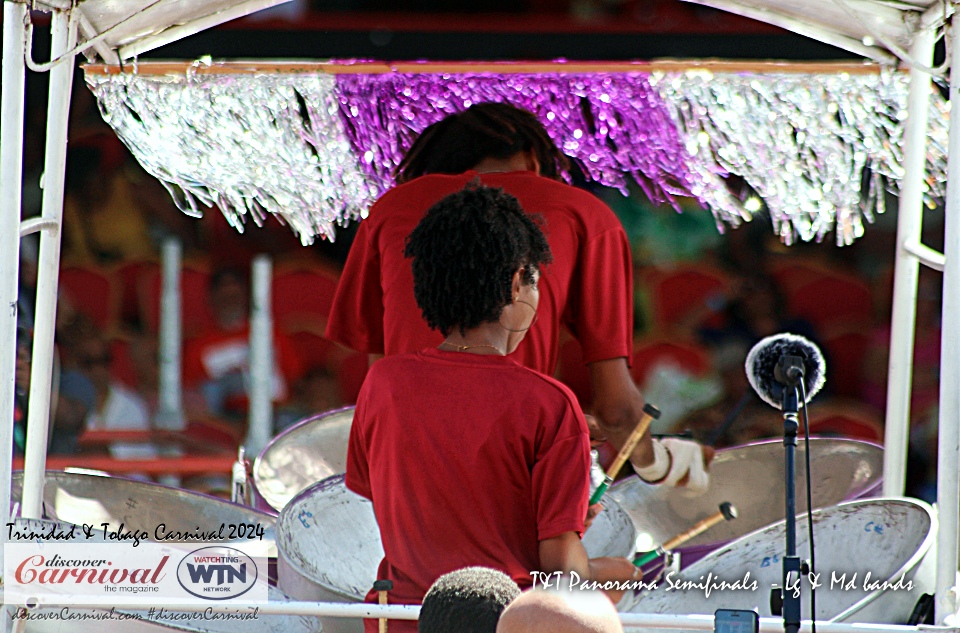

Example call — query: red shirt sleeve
[567,225,634,365]
[345,380,373,500]
[325,218,386,355]
[531,403,590,541]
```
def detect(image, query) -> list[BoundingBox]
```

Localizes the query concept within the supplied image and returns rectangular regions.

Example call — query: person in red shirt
[346,184,637,632]
[329,102,709,489]
[183,268,304,424]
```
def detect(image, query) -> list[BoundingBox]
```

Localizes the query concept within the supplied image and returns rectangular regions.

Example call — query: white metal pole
[155,237,185,431]
[22,8,77,520]
[246,255,273,455]
[935,16,960,623]
[881,28,935,497]
[1,7,29,629]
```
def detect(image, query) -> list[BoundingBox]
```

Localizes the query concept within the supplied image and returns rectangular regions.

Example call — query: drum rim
[12,469,278,522]
[277,473,373,602]
[252,405,356,512]
[609,436,884,494]
[625,496,937,620]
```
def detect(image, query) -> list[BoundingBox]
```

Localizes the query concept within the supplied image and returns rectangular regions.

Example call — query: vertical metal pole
[882,29,935,497]
[22,9,77,520]
[155,237,185,430]
[0,5,28,620]
[935,17,960,623]
[246,255,273,456]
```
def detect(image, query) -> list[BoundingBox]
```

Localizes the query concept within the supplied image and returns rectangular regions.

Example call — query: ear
[511,267,525,301]
[524,150,541,175]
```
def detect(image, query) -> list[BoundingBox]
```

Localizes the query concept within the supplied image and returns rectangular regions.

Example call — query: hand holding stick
[589,404,661,506]
[634,502,738,566]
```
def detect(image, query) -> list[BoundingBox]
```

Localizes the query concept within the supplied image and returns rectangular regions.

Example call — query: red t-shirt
[346,348,590,633]
[326,171,633,375]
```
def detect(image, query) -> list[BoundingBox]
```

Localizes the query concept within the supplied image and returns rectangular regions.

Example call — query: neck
[441,323,509,355]
[472,153,533,175]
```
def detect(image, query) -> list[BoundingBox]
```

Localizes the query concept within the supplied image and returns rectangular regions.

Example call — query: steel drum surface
[609,438,883,552]
[254,406,354,512]
[619,498,936,630]
[277,474,636,633]
[11,471,277,558]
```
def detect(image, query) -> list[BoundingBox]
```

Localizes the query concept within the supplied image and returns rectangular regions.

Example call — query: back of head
[418,567,522,633]
[496,589,622,633]
[396,102,569,183]
[403,182,552,337]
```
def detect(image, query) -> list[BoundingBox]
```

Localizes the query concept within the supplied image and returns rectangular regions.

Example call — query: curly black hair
[395,102,569,184]
[418,567,521,633]
[404,183,552,337]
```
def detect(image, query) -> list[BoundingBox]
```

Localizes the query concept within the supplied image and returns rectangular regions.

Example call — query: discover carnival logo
[4,542,268,605]
[176,547,258,600]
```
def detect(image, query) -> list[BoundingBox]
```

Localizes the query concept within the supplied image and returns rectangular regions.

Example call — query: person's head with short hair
[418,567,521,633]
[495,589,622,633]
[395,102,569,184]
[403,182,551,353]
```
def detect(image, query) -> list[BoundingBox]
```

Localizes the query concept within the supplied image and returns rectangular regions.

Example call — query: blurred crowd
[13,76,943,501]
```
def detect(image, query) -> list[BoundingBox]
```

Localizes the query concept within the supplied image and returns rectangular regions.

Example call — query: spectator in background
[496,589,623,633]
[183,268,304,424]
[419,567,521,633]
[77,335,149,432]
[274,366,343,433]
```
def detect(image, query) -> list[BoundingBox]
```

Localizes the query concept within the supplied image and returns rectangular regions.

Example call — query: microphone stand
[773,356,804,633]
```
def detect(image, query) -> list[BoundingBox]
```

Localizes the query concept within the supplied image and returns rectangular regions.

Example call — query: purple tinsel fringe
[334,72,701,208]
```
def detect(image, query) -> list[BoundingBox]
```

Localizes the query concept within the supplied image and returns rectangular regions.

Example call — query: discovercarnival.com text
[10,607,261,622]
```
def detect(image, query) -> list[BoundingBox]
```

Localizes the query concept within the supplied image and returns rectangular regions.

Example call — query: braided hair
[404,182,552,337]
[395,102,569,184]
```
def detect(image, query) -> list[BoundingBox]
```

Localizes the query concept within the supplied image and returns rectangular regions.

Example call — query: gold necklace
[439,341,504,355]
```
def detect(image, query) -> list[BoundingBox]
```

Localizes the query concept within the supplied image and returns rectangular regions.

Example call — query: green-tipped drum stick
[634,502,738,566]
[588,404,661,506]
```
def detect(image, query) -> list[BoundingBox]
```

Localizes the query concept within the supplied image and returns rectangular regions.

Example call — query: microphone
[744,333,826,410]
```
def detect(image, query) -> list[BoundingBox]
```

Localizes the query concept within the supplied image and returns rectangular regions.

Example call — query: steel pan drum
[11,471,277,558]
[619,498,936,630]
[253,406,354,512]
[277,474,637,633]
[609,438,883,558]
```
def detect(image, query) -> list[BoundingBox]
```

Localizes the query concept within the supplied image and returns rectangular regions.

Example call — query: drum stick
[373,579,393,633]
[634,502,737,566]
[589,404,661,506]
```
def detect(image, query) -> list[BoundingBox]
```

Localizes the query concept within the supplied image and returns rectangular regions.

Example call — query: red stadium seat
[822,326,871,399]
[788,273,873,332]
[108,336,139,389]
[59,264,120,333]
[806,402,883,443]
[640,264,729,333]
[271,263,340,333]
[115,259,157,326]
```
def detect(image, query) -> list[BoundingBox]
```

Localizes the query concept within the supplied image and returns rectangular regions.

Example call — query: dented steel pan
[619,498,936,630]
[253,406,354,512]
[11,471,277,558]
[609,438,883,559]
[276,474,636,633]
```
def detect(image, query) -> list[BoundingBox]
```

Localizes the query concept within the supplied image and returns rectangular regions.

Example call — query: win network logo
[176,547,258,600]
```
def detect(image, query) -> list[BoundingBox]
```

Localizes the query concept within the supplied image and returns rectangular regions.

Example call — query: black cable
[798,380,816,633]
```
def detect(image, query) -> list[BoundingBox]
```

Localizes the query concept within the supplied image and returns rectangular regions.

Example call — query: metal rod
[22,8,77,520]
[155,237,184,431]
[6,600,942,633]
[1,7,29,632]
[246,254,273,456]
[18,217,59,238]
[882,28,935,498]
[903,240,946,272]
[934,14,960,624]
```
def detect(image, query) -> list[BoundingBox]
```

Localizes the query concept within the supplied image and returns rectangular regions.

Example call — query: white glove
[633,438,710,494]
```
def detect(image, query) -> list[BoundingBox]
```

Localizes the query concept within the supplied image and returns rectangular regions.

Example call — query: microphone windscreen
[744,333,826,410]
